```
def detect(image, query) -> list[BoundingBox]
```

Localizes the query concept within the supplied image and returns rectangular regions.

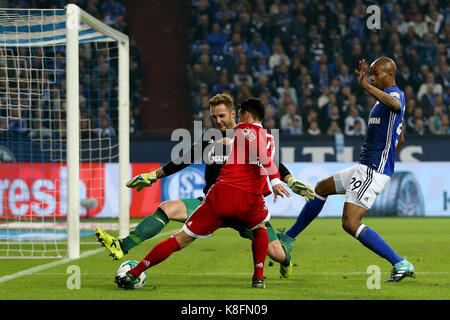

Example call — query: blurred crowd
[3,0,142,137]
[187,0,450,136]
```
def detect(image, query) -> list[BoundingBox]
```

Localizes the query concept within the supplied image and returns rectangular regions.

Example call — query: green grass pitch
[0,217,449,300]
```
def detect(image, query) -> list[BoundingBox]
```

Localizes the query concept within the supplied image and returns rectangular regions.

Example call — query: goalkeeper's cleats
[126,171,157,192]
[279,240,293,279]
[287,177,315,202]
[95,227,124,260]
[280,260,293,279]
[277,228,296,253]
[251,278,265,289]
[386,259,415,282]
[115,271,136,289]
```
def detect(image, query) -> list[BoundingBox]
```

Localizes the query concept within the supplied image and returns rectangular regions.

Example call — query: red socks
[251,228,269,280]
[129,229,268,282]
[130,235,181,277]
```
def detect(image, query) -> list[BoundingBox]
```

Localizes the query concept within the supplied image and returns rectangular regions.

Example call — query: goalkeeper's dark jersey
[161,129,291,195]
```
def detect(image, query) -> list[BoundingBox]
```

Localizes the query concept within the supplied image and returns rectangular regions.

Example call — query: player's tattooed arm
[364,84,401,113]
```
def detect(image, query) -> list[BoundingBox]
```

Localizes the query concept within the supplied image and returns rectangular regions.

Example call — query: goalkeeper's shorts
[333,164,390,210]
[182,184,270,238]
[181,197,277,242]
[181,197,203,219]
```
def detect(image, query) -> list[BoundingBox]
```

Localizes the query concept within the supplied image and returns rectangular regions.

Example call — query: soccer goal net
[0,4,130,258]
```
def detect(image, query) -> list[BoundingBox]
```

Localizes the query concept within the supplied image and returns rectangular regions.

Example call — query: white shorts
[333,164,390,210]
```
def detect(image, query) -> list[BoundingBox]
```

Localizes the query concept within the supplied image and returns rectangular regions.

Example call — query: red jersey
[216,122,281,196]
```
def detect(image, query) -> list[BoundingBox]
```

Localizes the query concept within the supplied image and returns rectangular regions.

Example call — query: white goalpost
[0,4,130,259]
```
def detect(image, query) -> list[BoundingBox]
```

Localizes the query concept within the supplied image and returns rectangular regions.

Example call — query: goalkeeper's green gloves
[126,171,158,192]
[287,176,315,202]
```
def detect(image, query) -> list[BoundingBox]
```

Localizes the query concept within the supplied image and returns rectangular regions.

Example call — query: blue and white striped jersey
[359,86,405,177]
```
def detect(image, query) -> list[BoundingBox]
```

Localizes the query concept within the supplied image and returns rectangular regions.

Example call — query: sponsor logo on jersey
[368,117,381,125]
[207,145,229,164]
[241,127,256,141]
[250,159,264,168]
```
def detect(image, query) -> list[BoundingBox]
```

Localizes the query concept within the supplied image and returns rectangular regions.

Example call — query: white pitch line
[0,248,103,284]
[24,271,450,277]
[150,271,450,276]
[0,228,180,284]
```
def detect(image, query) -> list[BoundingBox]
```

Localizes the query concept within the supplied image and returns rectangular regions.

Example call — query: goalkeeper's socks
[286,195,326,239]
[281,245,291,267]
[238,224,278,242]
[355,224,403,265]
[251,228,269,281]
[129,235,181,278]
[121,208,169,253]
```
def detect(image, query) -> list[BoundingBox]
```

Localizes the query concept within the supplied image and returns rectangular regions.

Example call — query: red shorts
[183,183,270,238]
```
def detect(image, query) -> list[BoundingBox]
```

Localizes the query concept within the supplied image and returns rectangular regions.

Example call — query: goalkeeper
[96,93,314,279]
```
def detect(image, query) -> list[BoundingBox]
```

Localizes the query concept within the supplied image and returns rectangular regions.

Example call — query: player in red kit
[115,98,290,289]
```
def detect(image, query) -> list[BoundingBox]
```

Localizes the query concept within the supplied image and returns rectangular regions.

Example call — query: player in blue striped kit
[278,57,415,282]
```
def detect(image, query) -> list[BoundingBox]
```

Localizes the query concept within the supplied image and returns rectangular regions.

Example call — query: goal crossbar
[0,5,128,46]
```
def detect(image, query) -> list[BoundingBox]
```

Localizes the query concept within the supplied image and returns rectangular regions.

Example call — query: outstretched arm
[355,59,401,113]
[278,162,315,201]
[127,137,203,191]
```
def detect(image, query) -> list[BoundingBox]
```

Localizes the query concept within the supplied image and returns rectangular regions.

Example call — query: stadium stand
[187,0,450,136]
[4,0,143,136]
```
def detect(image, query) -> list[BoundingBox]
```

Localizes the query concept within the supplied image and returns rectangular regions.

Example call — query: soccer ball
[115,260,147,289]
